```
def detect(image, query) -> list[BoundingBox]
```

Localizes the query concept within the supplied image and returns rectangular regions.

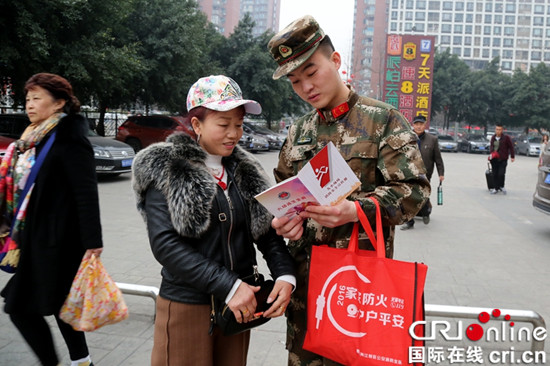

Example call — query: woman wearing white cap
[132,75,296,366]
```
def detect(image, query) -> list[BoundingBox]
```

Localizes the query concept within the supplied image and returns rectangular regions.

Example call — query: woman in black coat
[0,73,102,366]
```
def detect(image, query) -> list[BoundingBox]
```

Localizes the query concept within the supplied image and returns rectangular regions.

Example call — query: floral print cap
[186,75,262,115]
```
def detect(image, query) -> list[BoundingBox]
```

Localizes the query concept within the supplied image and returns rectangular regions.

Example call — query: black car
[0,113,135,175]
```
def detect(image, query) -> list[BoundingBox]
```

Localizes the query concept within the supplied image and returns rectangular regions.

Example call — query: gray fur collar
[132,133,274,240]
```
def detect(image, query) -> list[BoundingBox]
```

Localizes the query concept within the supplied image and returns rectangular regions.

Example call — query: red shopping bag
[303,198,427,366]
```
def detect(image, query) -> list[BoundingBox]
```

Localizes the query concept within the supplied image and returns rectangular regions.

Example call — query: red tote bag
[303,198,427,366]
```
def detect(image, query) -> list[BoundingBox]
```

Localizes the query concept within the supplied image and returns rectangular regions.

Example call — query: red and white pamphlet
[255,142,361,219]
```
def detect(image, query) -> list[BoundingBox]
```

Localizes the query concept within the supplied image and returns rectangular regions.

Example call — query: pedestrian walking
[266,15,430,365]
[401,115,444,230]
[489,124,515,194]
[0,73,102,366]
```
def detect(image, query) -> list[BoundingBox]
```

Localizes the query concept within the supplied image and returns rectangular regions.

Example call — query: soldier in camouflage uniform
[267,15,431,366]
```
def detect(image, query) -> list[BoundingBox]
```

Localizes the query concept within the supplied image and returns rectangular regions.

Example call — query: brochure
[255,142,361,219]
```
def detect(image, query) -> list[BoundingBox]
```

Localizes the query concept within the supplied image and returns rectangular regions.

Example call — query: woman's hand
[299,200,358,228]
[227,282,259,323]
[262,280,293,319]
[271,215,304,241]
[84,248,103,259]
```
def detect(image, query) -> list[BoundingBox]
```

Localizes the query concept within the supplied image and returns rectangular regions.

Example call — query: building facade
[197,0,280,37]
[352,0,550,97]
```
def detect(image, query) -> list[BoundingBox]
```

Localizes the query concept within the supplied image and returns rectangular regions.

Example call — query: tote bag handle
[348,198,385,258]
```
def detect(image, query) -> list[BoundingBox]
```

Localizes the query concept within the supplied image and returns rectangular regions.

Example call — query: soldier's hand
[301,200,358,228]
[271,215,304,240]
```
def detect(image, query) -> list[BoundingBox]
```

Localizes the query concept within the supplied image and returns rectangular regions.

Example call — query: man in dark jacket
[489,124,515,194]
[401,115,444,230]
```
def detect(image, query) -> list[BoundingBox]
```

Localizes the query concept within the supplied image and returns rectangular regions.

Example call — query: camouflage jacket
[274,91,430,257]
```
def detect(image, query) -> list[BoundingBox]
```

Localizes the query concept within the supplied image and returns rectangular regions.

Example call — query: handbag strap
[353,198,385,258]
[10,131,57,231]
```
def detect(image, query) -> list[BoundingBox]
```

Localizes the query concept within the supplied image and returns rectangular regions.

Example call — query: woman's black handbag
[209,270,275,336]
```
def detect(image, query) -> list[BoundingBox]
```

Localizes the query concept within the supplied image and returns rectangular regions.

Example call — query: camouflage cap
[268,15,326,80]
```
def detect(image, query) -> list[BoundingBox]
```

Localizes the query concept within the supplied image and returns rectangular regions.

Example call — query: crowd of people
[11,13,544,366]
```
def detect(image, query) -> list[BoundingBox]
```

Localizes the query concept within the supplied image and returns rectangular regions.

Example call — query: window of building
[545,40,550,49]
[503,38,514,47]
[441,24,452,33]
[417,1,427,9]
[533,28,543,37]
[441,35,451,44]
[483,37,490,46]
[406,0,414,9]
[475,25,481,34]
[465,25,473,34]
[455,2,464,11]
[492,38,501,47]
[442,13,452,21]
[484,15,492,23]
[453,48,462,56]
[504,27,515,36]
[454,24,463,33]
[476,14,482,23]
[391,11,398,20]
[502,50,513,59]
[483,26,491,35]
[533,16,544,25]
[485,2,492,12]
[547,29,550,37]
[494,15,502,24]
[391,0,399,7]
[515,51,528,60]
[453,36,462,45]
[505,4,516,13]
[414,23,425,32]
[504,16,515,24]
[405,23,413,31]
[501,62,512,70]
[519,4,532,13]
[492,50,500,58]
[544,52,550,61]
[482,49,490,58]
[466,2,474,12]
[427,23,439,32]
[474,48,480,57]
[415,12,426,21]
[442,2,453,10]
[474,37,481,46]
[428,1,440,10]
[455,13,463,22]
[428,12,439,21]
[534,5,544,14]
[405,11,413,20]
[532,39,542,49]
[466,14,473,23]
[517,39,529,48]
[390,23,398,32]
[464,36,472,45]
[517,27,530,37]
[518,16,531,26]
[494,3,503,13]
[532,51,542,61]
[463,48,471,57]
[476,3,483,12]
[493,26,501,35]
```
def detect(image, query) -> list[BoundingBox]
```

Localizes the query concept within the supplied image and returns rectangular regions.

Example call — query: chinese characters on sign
[383,35,436,126]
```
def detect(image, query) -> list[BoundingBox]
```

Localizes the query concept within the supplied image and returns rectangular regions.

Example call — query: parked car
[458,134,490,154]
[243,122,285,150]
[88,129,136,175]
[533,141,550,215]
[239,131,269,153]
[115,115,194,152]
[437,135,458,153]
[516,135,542,157]
[0,113,29,139]
[0,135,15,158]
[0,113,135,175]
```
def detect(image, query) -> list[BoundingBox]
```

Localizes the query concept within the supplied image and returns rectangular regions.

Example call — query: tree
[431,49,470,130]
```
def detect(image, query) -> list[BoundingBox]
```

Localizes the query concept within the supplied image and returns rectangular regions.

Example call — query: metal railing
[114,284,547,353]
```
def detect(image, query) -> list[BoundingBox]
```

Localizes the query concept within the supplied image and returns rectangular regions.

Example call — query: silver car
[533,141,550,214]
[437,135,458,153]
[517,135,542,157]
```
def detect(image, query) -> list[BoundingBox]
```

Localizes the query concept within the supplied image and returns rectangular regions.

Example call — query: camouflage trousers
[285,231,395,366]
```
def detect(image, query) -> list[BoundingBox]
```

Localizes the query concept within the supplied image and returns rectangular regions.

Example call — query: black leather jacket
[132,133,295,304]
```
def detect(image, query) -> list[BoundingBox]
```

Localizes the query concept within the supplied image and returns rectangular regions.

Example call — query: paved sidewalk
[0,152,548,365]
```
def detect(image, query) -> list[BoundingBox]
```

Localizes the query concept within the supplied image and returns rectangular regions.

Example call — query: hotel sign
[383,35,435,125]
